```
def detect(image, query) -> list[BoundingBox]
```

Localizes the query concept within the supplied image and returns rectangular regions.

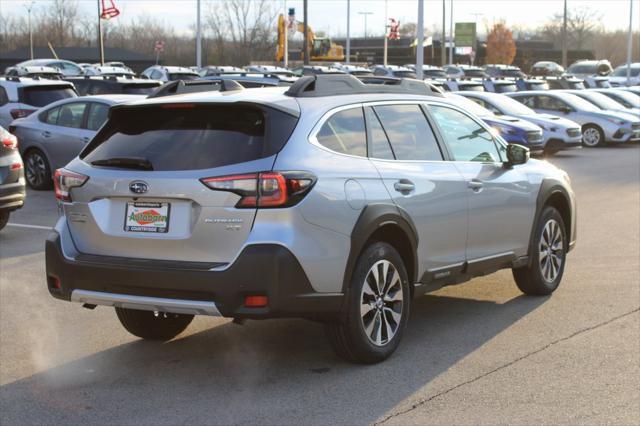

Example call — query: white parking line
[6,223,53,230]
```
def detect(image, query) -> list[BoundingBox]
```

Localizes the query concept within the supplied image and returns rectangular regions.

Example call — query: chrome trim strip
[71,290,222,316]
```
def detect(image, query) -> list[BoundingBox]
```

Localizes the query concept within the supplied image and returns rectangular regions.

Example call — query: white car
[566,89,640,117]
[508,90,640,147]
[140,66,199,82]
[608,63,640,87]
[0,77,77,129]
[83,66,136,77]
[10,59,84,76]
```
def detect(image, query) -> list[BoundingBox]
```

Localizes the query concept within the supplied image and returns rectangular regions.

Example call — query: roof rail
[358,76,445,94]
[285,74,442,98]
[147,79,244,98]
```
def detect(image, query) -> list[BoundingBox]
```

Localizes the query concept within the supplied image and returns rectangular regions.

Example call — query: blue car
[445,93,545,151]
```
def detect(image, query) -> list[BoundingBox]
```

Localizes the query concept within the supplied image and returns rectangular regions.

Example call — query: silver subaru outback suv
[45,75,577,363]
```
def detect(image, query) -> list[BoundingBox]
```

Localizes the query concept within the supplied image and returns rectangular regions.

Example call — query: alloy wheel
[582,128,601,147]
[25,152,47,188]
[539,219,564,282]
[360,260,404,346]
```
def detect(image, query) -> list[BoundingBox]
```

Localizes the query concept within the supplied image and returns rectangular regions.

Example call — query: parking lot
[0,144,637,425]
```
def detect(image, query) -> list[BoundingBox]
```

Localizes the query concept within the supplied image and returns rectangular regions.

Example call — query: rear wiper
[91,157,154,171]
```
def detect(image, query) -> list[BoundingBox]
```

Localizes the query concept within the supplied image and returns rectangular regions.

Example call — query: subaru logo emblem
[129,181,148,194]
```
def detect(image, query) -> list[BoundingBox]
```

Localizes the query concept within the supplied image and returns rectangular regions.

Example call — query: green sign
[455,22,476,48]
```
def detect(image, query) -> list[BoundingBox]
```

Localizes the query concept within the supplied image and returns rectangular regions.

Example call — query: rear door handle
[394,180,415,193]
[42,131,51,138]
[467,180,483,191]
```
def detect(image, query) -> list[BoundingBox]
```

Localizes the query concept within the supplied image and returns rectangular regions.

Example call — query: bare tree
[538,6,603,50]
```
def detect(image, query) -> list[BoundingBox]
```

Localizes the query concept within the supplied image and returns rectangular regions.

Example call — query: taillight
[10,162,23,170]
[2,133,17,149]
[9,109,36,119]
[54,168,89,202]
[201,172,316,208]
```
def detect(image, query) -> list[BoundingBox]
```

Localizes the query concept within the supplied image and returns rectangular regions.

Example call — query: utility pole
[196,0,202,68]
[441,0,446,67]
[562,0,568,68]
[626,0,634,86]
[97,0,105,65]
[448,0,453,65]
[416,0,424,79]
[383,0,388,66]
[24,2,35,60]
[284,1,288,68]
[359,12,373,39]
[346,0,351,63]
[303,0,309,65]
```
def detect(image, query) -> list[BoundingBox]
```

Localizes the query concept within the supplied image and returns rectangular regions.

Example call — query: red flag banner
[100,0,120,20]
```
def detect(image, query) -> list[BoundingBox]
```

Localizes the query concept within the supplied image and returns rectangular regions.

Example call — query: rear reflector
[10,162,22,170]
[47,276,61,290]
[244,295,268,308]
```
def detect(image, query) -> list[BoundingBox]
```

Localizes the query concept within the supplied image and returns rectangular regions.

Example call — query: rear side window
[373,104,442,161]
[86,103,110,131]
[82,105,298,171]
[45,107,61,125]
[20,86,76,107]
[316,107,367,157]
[57,103,87,128]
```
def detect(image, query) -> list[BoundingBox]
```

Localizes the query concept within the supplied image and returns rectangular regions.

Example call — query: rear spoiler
[147,79,244,99]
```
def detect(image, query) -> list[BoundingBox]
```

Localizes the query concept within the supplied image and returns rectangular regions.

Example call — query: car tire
[325,242,410,364]
[24,149,53,190]
[0,211,9,231]
[513,206,567,295]
[115,307,193,341]
[581,124,604,148]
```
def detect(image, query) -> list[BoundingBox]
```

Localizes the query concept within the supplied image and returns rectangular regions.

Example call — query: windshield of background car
[489,95,536,115]
[612,66,640,77]
[562,93,601,112]
[122,83,163,94]
[445,94,494,117]
[578,92,626,110]
[82,104,298,171]
[20,86,77,107]
[567,64,595,74]
[168,73,199,80]
[493,83,518,93]
[423,70,447,78]
[463,69,486,78]
[392,71,418,78]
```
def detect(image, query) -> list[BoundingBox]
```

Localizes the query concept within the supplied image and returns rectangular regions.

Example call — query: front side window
[316,107,367,157]
[373,104,442,161]
[430,105,502,163]
[538,96,568,111]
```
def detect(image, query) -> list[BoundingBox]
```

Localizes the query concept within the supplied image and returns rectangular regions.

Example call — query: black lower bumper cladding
[45,232,343,319]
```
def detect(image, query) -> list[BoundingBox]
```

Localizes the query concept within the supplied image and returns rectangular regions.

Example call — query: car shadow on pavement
[0,291,547,425]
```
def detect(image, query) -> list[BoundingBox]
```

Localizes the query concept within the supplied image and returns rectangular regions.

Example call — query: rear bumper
[0,178,26,212]
[45,231,343,320]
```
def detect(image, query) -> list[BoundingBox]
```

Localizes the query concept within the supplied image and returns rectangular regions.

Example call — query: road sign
[154,40,165,53]
[455,22,476,48]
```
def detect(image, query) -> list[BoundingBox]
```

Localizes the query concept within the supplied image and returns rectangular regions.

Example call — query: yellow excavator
[276,14,344,62]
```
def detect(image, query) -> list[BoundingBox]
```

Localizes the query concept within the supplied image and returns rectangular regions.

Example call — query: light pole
[416,0,424,79]
[383,0,388,66]
[441,0,446,67]
[562,0,568,68]
[303,0,309,65]
[359,11,373,39]
[625,0,634,86]
[448,0,453,65]
[346,0,351,63]
[24,2,35,60]
[196,0,202,68]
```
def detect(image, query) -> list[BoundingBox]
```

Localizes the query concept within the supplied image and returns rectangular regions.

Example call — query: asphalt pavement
[1,145,638,425]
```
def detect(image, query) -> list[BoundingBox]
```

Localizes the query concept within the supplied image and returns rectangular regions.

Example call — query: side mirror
[505,143,529,167]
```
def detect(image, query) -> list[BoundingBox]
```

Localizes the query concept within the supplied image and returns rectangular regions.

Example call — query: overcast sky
[2,0,638,38]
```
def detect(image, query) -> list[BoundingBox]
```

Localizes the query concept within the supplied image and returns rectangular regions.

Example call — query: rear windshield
[459,84,485,92]
[168,73,199,81]
[122,83,162,94]
[81,105,298,171]
[494,83,517,93]
[392,71,417,79]
[20,86,76,107]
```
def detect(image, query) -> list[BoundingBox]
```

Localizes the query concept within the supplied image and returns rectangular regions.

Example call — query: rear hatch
[63,103,298,264]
